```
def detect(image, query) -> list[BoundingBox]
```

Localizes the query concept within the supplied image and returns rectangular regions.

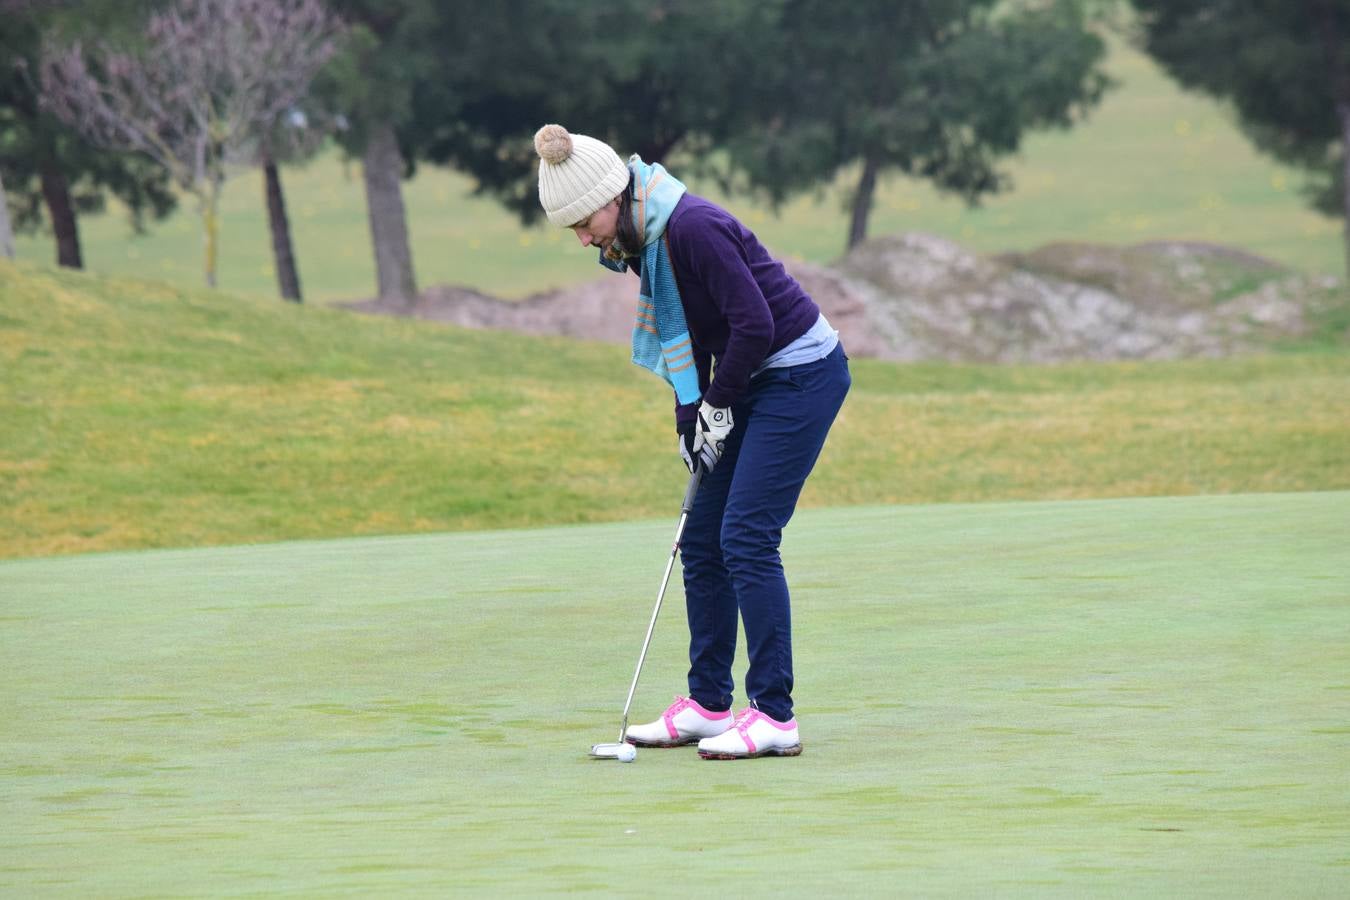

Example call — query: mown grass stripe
[1,492,1345,895]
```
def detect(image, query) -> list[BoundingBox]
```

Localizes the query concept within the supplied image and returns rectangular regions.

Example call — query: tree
[260,132,305,303]
[409,0,773,226]
[1132,0,1350,277]
[255,101,339,303]
[0,0,176,269]
[40,0,341,288]
[320,1,449,310]
[724,0,1110,250]
[403,0,1103,256]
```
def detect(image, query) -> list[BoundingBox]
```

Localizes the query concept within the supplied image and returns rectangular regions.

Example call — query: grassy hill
[10,37,1347,305]
[3,492,1347,894]
[3,259,1349,559]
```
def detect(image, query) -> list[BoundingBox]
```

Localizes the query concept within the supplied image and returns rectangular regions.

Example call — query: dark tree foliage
[404,0,1105,251]
[1133,0,1350,275]
[723,0,1110,248]
[408,0,773,224]
[0,0,176,268]
[315,0,764,299]
[319,0,445,155]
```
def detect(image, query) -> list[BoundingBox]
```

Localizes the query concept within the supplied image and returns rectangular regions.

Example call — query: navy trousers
[680,343,850,723]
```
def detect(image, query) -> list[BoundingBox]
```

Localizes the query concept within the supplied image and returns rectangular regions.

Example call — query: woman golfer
[534,124,850,759]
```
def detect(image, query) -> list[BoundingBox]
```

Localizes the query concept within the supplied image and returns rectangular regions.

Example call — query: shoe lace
[733,707,759,735]
[667,695,693,715]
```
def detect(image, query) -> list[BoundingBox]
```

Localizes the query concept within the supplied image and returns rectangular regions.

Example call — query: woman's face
[571,198,621,253]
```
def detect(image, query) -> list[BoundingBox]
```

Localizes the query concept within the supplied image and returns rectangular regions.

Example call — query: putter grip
[681,468,702,514]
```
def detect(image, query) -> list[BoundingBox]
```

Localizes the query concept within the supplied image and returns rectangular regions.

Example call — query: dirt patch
[343,234,1344,362]
[341,257,888,356]
[344,273,640,343]
[836,234,1342,362]
[998,241,1286,310]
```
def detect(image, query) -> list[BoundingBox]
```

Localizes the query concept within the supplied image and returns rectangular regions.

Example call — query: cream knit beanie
[534,124,630,227]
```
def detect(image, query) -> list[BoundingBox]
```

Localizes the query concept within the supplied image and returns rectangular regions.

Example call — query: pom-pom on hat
[534,124,630,227]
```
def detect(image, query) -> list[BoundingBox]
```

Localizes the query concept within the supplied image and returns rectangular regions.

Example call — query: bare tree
[39,0,341,288]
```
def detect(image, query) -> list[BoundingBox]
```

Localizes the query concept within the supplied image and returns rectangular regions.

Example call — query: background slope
[4,259,1349,558]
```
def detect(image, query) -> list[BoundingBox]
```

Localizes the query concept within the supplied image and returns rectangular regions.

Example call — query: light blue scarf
[599,156,701,405]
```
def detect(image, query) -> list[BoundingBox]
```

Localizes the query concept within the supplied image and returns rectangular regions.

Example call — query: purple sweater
[646,194,821,425]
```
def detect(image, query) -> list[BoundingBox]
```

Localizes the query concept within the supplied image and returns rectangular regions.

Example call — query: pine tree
[1134,0,1350,276]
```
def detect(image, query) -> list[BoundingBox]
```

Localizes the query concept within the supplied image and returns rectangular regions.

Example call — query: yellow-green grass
[11,37,1345,305]
[3,258,1349,560]
[2,492,1347,894]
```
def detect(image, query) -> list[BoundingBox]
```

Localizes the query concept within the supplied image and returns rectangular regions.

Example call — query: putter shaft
[615,469,702,744]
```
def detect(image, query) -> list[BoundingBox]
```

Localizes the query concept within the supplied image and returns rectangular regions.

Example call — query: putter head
[589,741,636,761]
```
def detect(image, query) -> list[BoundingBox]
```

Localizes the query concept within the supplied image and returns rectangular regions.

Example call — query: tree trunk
[1340,102,1350,280]
[362,120,418,310]
[201,176,222,288]
[847,154,881,251]
[0,170,14,259]
[263,156,303,303]
[39,163,83,269]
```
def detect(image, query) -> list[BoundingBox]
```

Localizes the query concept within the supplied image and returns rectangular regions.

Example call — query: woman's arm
[670,213,774,409]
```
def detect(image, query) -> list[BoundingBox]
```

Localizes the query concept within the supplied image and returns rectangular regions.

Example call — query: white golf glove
[693,401,734,472]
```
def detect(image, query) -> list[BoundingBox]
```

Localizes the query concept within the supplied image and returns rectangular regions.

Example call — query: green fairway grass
[3,491,1347,895]
[4,259,1350,559]
[10,37,1345,304]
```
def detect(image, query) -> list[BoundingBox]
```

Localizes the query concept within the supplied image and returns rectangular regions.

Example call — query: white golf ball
[617,743,637,763]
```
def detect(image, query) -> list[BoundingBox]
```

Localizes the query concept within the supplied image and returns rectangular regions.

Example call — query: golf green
[3,492,1347,896]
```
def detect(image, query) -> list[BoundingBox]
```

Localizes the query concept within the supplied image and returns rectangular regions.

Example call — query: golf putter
[590,468,703,760]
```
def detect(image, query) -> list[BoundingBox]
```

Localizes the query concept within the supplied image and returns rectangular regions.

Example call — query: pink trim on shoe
[732,708,785,754]
[661,699,685,740]
[738,708,799,754]
[689,698,732,720]
[660,695,731,740]
[699,707,802,760]
[760,712,798,731]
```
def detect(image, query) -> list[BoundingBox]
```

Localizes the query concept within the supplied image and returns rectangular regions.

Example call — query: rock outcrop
[345,233,1343,362]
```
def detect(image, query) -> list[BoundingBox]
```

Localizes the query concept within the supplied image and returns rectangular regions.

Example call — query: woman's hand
[678,422,700,473]
[677,403,734,473]
[693,402,734,472]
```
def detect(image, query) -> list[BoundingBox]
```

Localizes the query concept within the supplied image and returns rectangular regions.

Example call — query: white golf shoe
[624,695,734,748]
[697,707,801,759]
